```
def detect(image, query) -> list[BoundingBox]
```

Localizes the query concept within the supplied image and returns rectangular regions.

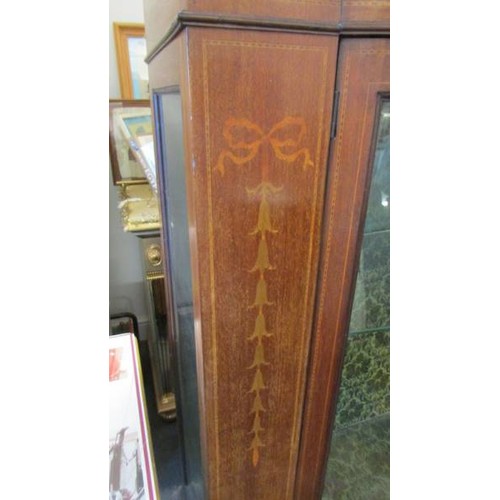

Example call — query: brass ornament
[146,244,162,267]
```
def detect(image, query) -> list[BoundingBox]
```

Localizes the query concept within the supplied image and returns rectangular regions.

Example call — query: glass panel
[323,99,390,499]
[109,102,151,182]
[127,36,149,99]
[155,90,203,499]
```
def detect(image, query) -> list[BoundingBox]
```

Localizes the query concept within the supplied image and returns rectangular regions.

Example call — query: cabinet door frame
[295,37,390,499]
[151,84,193,486]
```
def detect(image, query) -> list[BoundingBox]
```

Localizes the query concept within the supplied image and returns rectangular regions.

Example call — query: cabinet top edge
[144,11,389,64]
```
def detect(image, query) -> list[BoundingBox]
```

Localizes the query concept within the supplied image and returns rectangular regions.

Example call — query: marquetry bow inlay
[216,116,314,467]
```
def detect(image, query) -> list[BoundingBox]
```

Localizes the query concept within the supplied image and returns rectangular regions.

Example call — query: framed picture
[109,99,156,189]
[109,333,158,499]
[113,23,149,99]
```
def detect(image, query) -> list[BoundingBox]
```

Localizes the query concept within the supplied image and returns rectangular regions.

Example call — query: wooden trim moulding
[144,12,389,63]
[113,22,146,99]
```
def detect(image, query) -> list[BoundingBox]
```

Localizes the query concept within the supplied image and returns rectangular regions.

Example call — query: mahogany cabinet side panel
[186,0,341,24]
[341,0,389,25]
[181,27,338,499]
[295,38,389,499]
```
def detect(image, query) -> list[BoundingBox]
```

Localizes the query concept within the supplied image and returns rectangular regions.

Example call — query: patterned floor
[322,414,390,500]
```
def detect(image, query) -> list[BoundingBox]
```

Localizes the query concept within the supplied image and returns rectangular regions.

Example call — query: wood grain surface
[341,0,389,25]
[185,0,341,24]
[179,27,338,499]
[294,37,389,499]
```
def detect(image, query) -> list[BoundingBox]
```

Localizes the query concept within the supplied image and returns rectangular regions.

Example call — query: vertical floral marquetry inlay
[216,116,314,467]
[246,181,281,466]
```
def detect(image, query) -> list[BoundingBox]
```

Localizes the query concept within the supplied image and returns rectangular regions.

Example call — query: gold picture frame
[113,23,149,99]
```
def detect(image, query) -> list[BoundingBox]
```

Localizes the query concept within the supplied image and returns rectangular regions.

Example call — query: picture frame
[118,109,157,192]
[113,22,149,99]
[109,99,154,186]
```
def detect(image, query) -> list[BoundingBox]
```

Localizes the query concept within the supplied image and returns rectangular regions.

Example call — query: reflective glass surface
[323,99,390,499]
[156,91,203,499]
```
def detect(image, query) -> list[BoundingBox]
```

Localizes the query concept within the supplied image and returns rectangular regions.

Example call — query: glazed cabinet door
[296,38,390,499]
[153,88,204,498]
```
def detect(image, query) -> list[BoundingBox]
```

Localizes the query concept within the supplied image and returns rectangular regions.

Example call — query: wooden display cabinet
[143,1,389,498]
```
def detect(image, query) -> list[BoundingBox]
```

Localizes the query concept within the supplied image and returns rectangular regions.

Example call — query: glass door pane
[323,99,390,499]
[154,90,203,499]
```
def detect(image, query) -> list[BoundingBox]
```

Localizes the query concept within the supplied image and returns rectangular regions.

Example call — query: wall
[109,0,149,338]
